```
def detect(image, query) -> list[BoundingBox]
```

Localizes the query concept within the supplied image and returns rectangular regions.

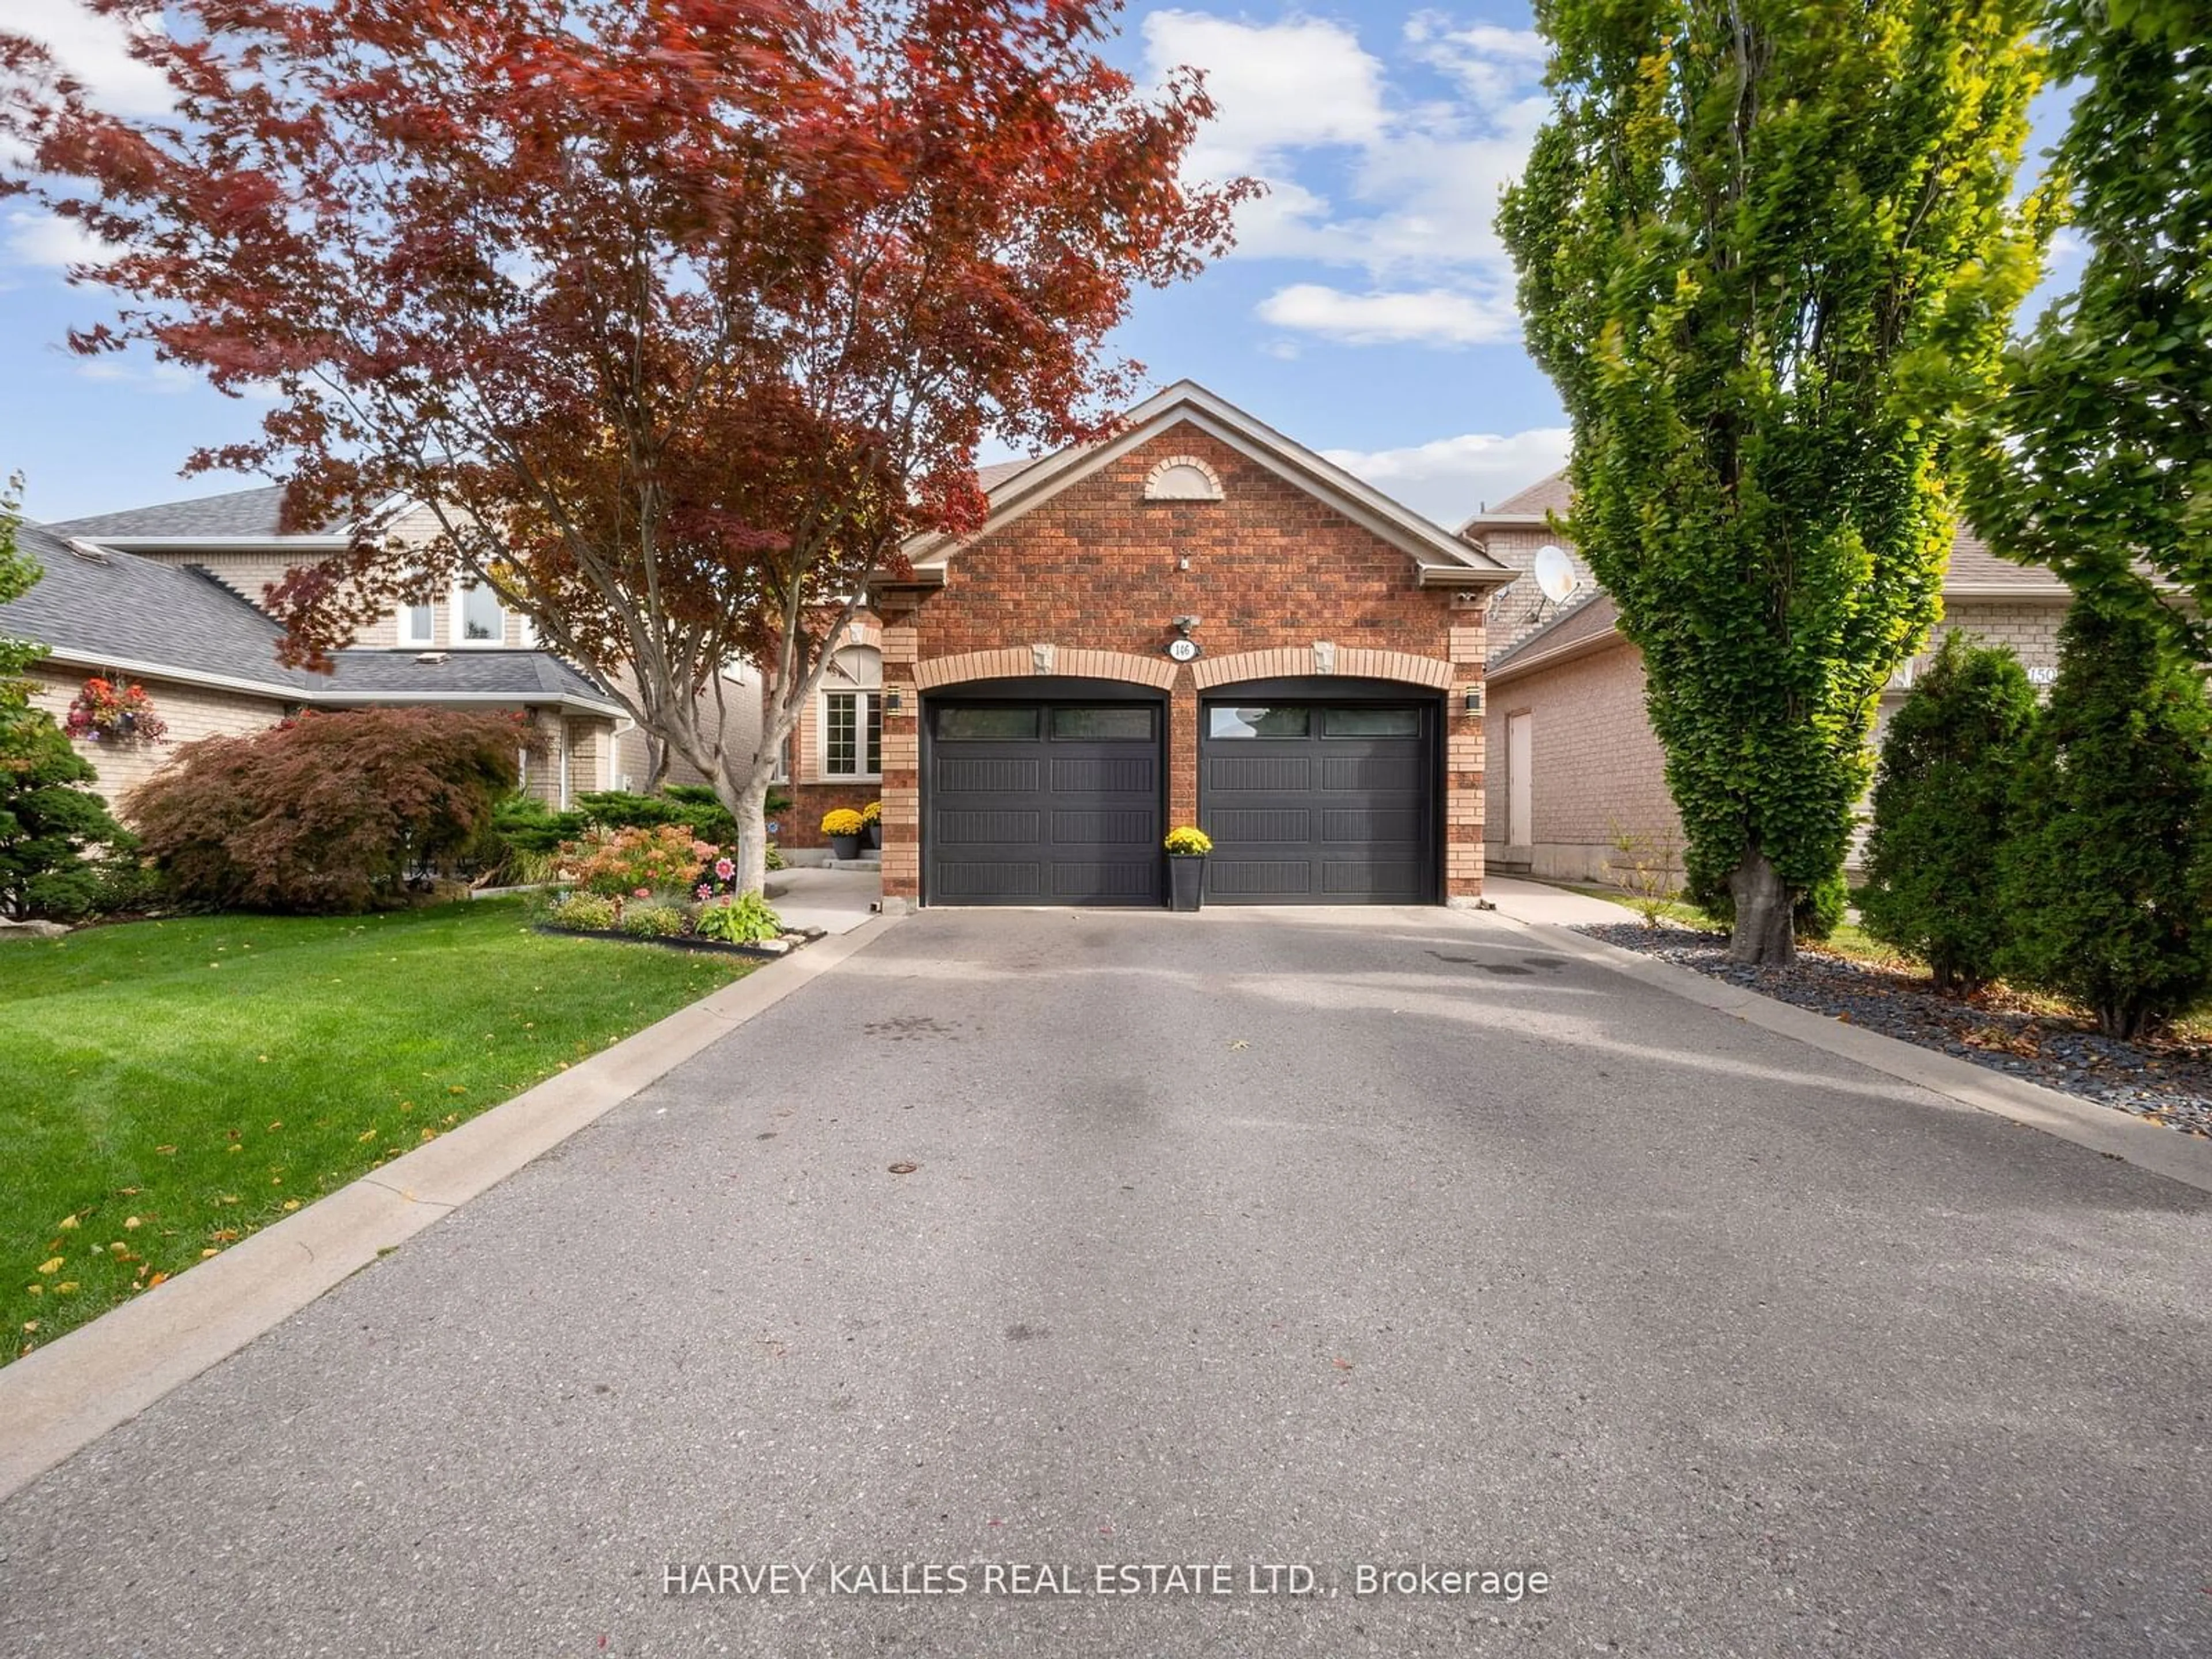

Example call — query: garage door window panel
[937,707,1041,741]
[1209,706,1311,739]
[1321,707,1421,737]
[1052,707,1154,741]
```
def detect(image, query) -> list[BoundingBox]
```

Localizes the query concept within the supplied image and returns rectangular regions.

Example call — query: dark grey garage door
[926,703,1162,906]
[1201,702,1435,903]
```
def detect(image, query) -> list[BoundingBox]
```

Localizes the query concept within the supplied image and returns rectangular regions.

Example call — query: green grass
[2,898,751,1362]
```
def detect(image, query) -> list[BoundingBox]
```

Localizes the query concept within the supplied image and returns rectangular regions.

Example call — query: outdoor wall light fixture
[1172,615,1201,637]
[1464,685,1483,716]
[884,688,904,715]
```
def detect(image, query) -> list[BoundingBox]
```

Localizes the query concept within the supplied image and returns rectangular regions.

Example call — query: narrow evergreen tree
[1859,632,2037,991]
[1499,0,2048,963]
[0,717,131,921]
[1998,600,2212,1037]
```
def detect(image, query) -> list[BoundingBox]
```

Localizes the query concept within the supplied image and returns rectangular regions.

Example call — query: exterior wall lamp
[884,688,905,715]
[1464,685,1483,716]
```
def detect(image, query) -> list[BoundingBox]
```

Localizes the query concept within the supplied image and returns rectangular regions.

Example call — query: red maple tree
[3,0,1249,888]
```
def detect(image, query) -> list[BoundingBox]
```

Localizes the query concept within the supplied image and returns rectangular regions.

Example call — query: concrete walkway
[764,864,881,935]
[1482,874,1634,927]
[3,905,2206,1657]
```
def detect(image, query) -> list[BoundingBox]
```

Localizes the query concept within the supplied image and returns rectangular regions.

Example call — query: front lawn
[2,898,751,1362]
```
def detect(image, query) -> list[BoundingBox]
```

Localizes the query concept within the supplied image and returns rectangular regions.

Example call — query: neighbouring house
[861,380,1518,908]
[2,506,627,814]
[1463,474,2071,883]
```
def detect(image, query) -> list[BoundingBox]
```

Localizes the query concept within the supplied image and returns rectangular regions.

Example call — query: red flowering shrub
[125,707,521,912]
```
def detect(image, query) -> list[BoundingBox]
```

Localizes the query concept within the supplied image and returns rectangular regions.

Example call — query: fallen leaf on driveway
[888,1161,919,1175]
[1228,1039,1249,1050]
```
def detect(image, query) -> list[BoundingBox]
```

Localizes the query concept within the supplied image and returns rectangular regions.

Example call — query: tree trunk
[1728,846,1796,965]
[724,777,772,899]
[645,733,671,793]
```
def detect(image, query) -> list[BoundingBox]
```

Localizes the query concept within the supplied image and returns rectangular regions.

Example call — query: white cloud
[11,5,174,119]
[6,209,126,268]
[1143,8,1552,350]
[1403,14,1550,106]
[1257,282,1518,347]
[1323,427,1571,523]
[75,359,196,394]
[1144,12,1389,184]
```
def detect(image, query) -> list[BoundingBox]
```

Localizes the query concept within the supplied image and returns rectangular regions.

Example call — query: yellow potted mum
[822,807,866,861]
[1164,825,1212,911]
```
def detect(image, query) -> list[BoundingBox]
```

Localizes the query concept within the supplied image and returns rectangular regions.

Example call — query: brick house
[1463,474,2070,882]
[857,381,1518,908]
[6,499,628,814]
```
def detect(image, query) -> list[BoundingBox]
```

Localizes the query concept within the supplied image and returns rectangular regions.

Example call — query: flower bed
[537,829,801,955]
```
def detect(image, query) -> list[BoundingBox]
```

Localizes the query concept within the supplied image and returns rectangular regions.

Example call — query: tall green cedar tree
[1859,631,2037,992]
[0,487,132,919]
[0,719,132,921]
[1998,599,2212,1039]
[1960,0,2212,651]
[0,475,40,740]
[1499,0,2049,962]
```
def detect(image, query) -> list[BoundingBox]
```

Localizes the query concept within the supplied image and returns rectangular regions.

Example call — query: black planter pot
[828,833,862,861]
[863,821,881,850]
[1168,855,1205,912]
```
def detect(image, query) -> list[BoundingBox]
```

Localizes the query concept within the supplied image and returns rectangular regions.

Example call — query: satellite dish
[1533,544,1580,604]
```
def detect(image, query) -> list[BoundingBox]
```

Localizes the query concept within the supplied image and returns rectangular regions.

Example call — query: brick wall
[1483,593,2075,884]
[1483,641,1677,883]
[883,422,1487,903]
[26,664,290,816]
[1900,597,2070,684]
[1475,525,1600,662]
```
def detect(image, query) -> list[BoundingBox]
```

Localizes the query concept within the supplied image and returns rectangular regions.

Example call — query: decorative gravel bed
[1578,921,2212,1140]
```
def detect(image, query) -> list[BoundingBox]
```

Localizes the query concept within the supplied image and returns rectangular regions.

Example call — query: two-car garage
[922,680,1439,907]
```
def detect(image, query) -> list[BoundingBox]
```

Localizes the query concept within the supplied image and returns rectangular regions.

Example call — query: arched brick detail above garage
[1191,645,1454,691]
[914,645,1178,691]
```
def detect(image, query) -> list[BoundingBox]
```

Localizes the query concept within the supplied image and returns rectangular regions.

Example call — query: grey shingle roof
[1488,590,1622,676]
[1,520,618,710]
[3,521,309,692]
[1468,470,1573,522]
[320,649,612,702]
[43,484,346,541]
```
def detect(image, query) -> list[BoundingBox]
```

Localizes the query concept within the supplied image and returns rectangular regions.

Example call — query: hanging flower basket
[64,677,168,744]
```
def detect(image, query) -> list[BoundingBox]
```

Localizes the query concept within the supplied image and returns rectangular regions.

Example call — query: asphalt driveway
[3,907,2209,1657]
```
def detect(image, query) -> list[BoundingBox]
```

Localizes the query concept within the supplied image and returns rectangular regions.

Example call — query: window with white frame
[818,643,882,779]
[399,597,436,647]
[824,690,882,778]
[458,582,505,643]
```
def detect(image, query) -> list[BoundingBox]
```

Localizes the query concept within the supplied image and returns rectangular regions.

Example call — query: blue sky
[2,3,2083,529]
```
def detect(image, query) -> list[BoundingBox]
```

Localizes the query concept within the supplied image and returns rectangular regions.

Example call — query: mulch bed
[530,923,816,960]
[1578,921,2212,1141]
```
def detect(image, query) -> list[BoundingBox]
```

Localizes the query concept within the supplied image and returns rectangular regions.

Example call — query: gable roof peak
[904,380,1514,589]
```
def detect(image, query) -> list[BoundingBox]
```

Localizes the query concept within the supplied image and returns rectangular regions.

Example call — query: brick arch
[913,645,1177,691]
[1191,645,1455,691]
